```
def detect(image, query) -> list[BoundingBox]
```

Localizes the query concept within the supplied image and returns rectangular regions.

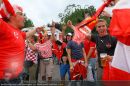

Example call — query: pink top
[35,40,52,58]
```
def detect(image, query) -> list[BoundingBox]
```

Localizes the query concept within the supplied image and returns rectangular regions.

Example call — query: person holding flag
[102,0,130,80]
[66,0,115,80]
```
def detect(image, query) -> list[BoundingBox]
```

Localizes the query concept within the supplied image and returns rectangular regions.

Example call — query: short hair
[96,19,107,27]
[56,40,62,45]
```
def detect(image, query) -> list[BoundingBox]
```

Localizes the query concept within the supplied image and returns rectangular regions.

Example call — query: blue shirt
[67,40,84,60]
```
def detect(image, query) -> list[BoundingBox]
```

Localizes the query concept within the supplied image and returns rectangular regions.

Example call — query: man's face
[66,35,72,41]
[43,34,49,41]
[14,12,25,29]
[96,22,107,36]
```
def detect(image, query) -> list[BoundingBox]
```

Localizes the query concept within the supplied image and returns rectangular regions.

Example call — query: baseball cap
[66,33,72,36]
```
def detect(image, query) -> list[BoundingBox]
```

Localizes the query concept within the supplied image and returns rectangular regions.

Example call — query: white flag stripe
[111,41,130,73]
[1,3,10,18]
[114,0,130,9]
[124,43,130,73]
[84,26,91,33]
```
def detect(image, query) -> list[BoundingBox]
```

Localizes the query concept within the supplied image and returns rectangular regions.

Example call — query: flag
[107,0,130,80]
[0,0,23,19]
[52,41,66,61]
[0,0,16,18]
[72,18,97,44]
[73,0,112,44]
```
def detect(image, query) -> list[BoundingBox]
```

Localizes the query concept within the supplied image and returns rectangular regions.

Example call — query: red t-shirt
[52,41,66,61]
[0,19,26,79]
[84,39,96,58]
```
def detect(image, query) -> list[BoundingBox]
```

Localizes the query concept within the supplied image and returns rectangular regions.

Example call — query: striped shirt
[35,40,52,58]
[25,41,38,63]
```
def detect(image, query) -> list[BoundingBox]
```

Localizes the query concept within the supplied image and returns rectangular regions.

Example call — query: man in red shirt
[84,39,97,80]
[0,0,43,84]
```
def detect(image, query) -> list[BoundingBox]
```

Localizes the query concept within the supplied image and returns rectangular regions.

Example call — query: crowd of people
[0,0,130,85]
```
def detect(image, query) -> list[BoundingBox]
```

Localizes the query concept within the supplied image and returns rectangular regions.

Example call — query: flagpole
[76,0,112,29]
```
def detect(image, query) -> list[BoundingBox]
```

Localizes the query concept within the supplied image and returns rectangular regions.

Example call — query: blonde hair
[96,19,107,28]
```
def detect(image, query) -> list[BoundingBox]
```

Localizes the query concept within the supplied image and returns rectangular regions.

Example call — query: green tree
[23,14,34,28]
[58,4,96,34]
[58,4,110,34]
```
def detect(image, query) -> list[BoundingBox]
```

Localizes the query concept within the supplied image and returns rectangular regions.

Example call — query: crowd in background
[22,18,117,82]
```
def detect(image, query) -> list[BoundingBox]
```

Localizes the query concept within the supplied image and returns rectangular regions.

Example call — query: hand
[106,55,113,62]
[84,62,88,68]
[36,26,45,33]
[67,20,73,27]
[50,26,55,34]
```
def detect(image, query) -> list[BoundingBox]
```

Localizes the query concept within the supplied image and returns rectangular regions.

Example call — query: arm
[82,48,88,67]
[62,25,67,39]
[26,40,37,51]
[50,22,56,41]
[86,47,95,60]
[26,26,45,38]
[67,20,75,30]
[66,48,73,69]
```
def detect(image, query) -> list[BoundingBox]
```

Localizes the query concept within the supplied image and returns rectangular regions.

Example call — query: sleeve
[21,31,26,39]
[90,41,95,47]
[91,34,97,43]
[112,36,117,47]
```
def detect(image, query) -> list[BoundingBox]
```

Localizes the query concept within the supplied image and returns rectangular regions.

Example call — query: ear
[9,15,16,22]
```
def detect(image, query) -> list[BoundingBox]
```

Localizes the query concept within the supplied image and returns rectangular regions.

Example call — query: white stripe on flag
[111,41,130,73]
[1,3,10,18]
[114,0,130,9]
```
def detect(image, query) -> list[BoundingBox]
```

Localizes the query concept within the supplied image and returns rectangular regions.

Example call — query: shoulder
[67,40,73,44]
[91,34,98,38]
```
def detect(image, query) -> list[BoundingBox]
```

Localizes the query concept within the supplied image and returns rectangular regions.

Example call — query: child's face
[62,56,68,62]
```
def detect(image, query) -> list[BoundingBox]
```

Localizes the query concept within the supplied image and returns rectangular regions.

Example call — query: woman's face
[43,34,49,41]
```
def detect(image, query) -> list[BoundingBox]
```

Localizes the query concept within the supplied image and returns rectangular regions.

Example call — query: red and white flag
[73,0,112,44]
[0,0,23,19]
[106,0,130,80]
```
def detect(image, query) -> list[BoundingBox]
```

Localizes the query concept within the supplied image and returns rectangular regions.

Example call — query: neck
[99,32,108,37]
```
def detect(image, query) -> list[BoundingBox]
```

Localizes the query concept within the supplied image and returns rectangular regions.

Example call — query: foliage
[58,4,96,34]
[58,4,111,34]
[23,14,34,28]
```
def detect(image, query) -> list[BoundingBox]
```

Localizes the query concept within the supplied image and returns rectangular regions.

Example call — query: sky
[9,0,103,27]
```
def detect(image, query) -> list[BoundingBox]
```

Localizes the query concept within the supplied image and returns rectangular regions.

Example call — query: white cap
[67,33,72,36]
